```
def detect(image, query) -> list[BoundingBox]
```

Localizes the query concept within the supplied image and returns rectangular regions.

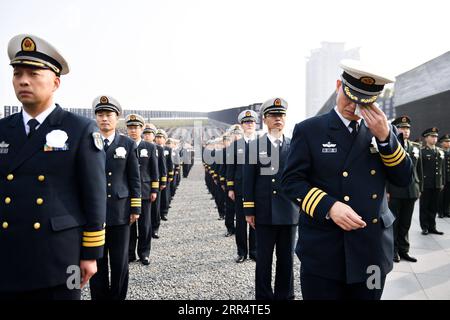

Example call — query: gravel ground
[83,163,301,300]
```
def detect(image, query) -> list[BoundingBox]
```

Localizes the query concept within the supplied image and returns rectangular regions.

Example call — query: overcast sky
[0,0,448,132]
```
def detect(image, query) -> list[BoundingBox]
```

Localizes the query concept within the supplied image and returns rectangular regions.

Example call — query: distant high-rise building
[306,42,360,117]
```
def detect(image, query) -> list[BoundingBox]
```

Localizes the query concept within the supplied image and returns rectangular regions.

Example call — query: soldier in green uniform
[419,127,445,235]
[387,116,422,262]
[438,134,450,218]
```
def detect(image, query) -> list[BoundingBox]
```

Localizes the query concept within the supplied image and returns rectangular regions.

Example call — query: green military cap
[392,115,411,128]
[422,127,439,137]
[439,134,450,142]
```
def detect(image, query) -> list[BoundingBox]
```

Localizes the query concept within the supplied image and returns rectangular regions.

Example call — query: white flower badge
[140,149,149,158]
[114,147,127,159]
[44,130,69,151]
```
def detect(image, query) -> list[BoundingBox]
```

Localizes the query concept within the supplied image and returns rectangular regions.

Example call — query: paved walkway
[383,202,450,300]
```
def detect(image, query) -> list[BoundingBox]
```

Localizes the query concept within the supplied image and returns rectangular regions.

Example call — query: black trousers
[225,194,236,233]
[160,186,170,218]
[389,197,417,254]
[90,224,130,300]
[255,224,296,300]
[300,267,386,300]
[420,188,440,230]
[235,195,256,258]
[129,200,152,260]
[151,191,161,233]
[0,284,81,300]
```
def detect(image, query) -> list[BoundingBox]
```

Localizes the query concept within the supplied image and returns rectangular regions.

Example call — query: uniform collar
[267,133,284,147]
[102,132,116,143]
[22,103,57,134]
[334,106,362,131]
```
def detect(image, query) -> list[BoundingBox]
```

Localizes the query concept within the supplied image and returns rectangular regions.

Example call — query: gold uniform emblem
[245,111,252,117]
[21,37,36,52]
[432,127,437,132]
[402,117,407,123]
[360,77,376,85]
[100,96,109,104]
[274,98,282,106]
[130,115,136,121]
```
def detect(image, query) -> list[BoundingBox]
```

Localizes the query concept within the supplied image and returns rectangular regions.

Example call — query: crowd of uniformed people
[0,34,449,301]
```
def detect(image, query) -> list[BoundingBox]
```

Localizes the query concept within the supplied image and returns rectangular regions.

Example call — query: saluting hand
[80,260,97,289]
[360,103,390,142]
[329,201,367,231]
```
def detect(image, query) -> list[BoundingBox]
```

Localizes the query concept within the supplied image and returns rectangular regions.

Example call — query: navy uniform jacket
[105,133,141,226]
[445,149,450,183]
[136,141,159,199]
[226,138,249,195]
[421,146,445,189]
[387,140,423,199]
[0,105,107,292]
[243,134,299,225]
[163,146,174,182]
[281,109,412,283]
[155,144,167,188]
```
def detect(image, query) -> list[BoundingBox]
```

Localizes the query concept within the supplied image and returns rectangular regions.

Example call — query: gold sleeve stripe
[169,171,174,175]
[305,189,325,215]
[243,204,255,208]
[220,177,225,181]
[301,187,319,212]
[382,149,405,164]
[243,202,255,205]
[310,192,327,217]
[227,181,234,186]
[383,152,407,167]
[83,230,105,237]
[83,236,105,242]
[379,144,402,160]
[151,182,160,188]
[83,240,105,247]
[161,177,167,182]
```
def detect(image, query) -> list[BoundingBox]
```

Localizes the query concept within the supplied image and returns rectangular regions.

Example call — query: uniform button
[343,171,349,178]
[108,172,112,176]
[370,170,376,176]
[273,191,277,195]
[108,183,112,187]
[7,174,14,181]
[2,222,8,229]
[36,198,44,205]
[372,194,378,200]
[34,222,41,230]
[108,195,112,198]
[344,196,350,202]
[272,179,276,183]
[271,167,275,171]
[38,175,45,182]
[5,197,11,204]
[372,218,378,224]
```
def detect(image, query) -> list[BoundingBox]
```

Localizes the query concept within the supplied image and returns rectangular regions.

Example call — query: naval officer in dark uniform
[282,60,413,300]
[243,98,299,300]
[126,114,159,265]
[387,116,422,263]
[89,96,141,300]
[226,111,258,263]
[0,34,106,300]
[143,124,167,238]
[420,127,445,235]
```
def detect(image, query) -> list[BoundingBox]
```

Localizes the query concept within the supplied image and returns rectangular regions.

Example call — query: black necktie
[27,119,40,139]
[104,139,110,151]
[274,139,281,148]
[349,120,359,139]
